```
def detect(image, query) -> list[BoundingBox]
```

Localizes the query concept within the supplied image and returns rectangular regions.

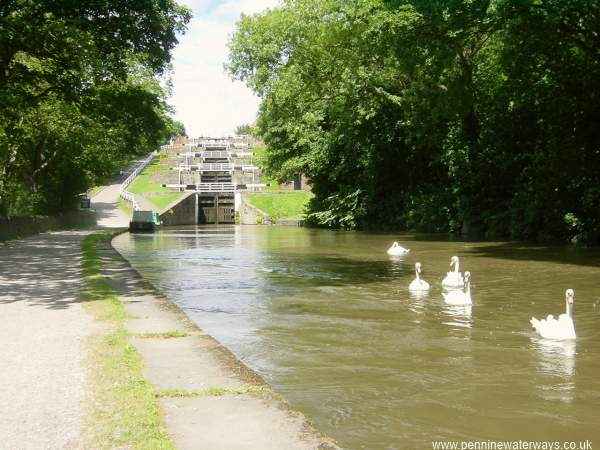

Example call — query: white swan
[442,271,472,305]
[442,255,464,288]
[531,289,576,340]
[408,262,430,291]
[387,241,410,255]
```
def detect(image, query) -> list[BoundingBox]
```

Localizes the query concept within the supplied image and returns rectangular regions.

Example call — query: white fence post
[118,151,156,211]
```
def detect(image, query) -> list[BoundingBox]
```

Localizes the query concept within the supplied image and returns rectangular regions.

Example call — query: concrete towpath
[92,180,130,228]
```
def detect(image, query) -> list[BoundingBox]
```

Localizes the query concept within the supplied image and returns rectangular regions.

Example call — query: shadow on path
[0,231,90,310]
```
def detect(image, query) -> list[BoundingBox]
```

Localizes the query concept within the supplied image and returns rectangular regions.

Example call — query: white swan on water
[442,271,472,305]
[442,255,464,288]
[387,241,410,255]
[531,289,576,340]
[408,262,430,291]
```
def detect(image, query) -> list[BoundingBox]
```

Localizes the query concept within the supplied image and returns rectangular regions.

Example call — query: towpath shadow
[0,231,89,310]
[91,200,130,228]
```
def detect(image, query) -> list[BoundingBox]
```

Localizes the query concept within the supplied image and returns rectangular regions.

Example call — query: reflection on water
[113,226,600,449]
[532,338,577,404]
[442,305,473,329]
[533,339,577,379]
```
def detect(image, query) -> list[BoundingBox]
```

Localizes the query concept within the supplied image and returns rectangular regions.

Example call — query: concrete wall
[239,193,271,225]
[159,192,197,226]
[0,210,97,241]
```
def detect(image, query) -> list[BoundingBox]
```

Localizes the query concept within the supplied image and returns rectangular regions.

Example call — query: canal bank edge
[103,231,340,449]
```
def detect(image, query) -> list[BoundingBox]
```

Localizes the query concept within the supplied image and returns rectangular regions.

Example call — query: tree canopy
[0,0,191,216]
[227,0,600,243]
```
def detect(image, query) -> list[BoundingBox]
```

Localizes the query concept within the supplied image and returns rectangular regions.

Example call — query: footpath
[0,172,337,449]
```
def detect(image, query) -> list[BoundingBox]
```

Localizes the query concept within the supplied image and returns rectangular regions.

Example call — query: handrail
[119,152,156,211]
[198,163,234,171]
[202,151,230,159]
[195,183,236,193]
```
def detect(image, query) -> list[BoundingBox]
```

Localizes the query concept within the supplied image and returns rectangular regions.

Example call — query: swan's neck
[566,301,574,318]
[465,280,470,296]
[454,260,460,274]
[415,270,420,280]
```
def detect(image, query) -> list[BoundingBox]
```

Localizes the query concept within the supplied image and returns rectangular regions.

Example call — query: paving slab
[131,336,245,391]
[160,394,337,450]
[124,299,186,334]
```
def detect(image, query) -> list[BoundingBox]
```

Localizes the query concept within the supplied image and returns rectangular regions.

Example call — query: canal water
[112,226,600,449]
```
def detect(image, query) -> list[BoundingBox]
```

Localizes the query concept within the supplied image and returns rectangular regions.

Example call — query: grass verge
[133,330,191,339]
[247,191,313,221]
[82,233,175,449]
[147,192,187,211]
[156,385,270,398]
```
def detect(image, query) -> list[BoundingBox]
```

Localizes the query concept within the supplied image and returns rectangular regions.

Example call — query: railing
[199,163,233,171]
[202,139,230,149]
[171,163,234,172]
[161,182,271,192]
[195,183,236,193]
[119,152,156,211]
[202,151,230,159]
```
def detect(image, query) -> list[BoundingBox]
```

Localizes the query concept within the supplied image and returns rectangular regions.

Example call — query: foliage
[168,120,188,138]
[234,123,257,136]
[227,0,600,243]
[0,1,191,216]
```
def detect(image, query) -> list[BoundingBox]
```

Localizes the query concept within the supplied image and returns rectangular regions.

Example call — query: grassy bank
[128,155,185,211]
[247,191,313,221]
[81,233,175,449]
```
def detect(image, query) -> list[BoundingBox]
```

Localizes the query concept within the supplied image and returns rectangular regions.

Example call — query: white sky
[169,0,279,138]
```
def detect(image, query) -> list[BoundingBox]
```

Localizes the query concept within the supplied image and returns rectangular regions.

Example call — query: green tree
[0,1,191,216]
[228,0,600,243]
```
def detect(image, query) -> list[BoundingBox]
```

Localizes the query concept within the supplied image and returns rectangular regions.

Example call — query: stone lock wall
[159,192,197,226]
